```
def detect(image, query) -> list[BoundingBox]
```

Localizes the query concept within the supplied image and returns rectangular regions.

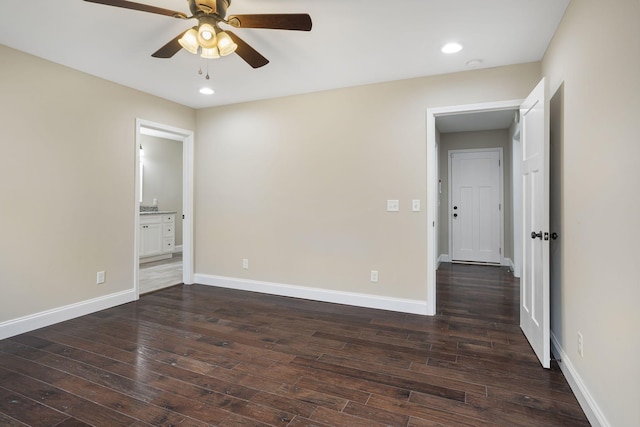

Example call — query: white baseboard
[437,254,450,268]
[551,332,608,427]
[502,257,515,270]
[0,289,136,340]
[193,274,428,315]
[438,254,515,272]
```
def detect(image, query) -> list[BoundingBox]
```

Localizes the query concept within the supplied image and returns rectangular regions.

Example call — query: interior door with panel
[520,77,551,369]
[450,150,502,264]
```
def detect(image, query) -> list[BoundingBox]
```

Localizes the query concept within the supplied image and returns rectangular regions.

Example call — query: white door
[450,150,502,263]
[520,78,550,368]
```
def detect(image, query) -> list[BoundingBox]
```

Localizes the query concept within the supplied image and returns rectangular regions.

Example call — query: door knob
[531,231,542,239]
[453,206,458,210]
[453,213,458,218]
[551,232,558,240]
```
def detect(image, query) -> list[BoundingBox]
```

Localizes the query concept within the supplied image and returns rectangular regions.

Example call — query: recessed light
[441,42,463,54]
[199,87,214,95]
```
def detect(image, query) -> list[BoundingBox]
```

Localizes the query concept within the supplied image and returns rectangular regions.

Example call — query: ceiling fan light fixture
[197,23,218,49]
[201,47,220,59]
[216,31,238,56]
[178,29,199,54]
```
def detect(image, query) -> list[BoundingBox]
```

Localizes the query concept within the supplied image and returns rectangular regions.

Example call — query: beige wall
[542,0,640,425]
[0,46,195,322]
[194,63,540,302]
[140,135,183,246]
[437,130,512,259]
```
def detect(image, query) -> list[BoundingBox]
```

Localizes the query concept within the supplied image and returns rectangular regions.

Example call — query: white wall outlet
[242,259,249,269]
[386,200,399,212]
[370,270,379,282]
[577,332,584,357]
[96,271,105,284]
[412,199,421,212]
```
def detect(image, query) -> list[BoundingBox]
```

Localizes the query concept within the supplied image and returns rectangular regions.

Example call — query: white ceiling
[0,0,569,110]
[436,109,518,134]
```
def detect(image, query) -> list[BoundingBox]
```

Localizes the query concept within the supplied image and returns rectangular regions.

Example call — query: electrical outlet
[370,270,379,283]
[577,332,584,357]
[242,259,249,269]
[96,271,105,284]
[386,200,399,212]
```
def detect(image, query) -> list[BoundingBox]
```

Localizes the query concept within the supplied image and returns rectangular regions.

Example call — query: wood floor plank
[0,368,137,426]
[0,263,589,426]
[0,386,70,427]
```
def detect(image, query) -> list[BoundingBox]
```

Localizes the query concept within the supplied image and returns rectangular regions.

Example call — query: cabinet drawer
[140,214,162,225]
[163,214,175,223]
[163,238,174,252]
[163,223,175,237]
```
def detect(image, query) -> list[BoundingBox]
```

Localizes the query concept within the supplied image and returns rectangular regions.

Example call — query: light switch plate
[412,200,421,212]
[387,200,399,212]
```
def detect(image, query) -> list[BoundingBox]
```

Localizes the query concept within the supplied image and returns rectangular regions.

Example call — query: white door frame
[448,148,504,265]
[134,119,195,298]
[426,100,522,315]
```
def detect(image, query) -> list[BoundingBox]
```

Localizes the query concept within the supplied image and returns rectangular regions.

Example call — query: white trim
[437,254,451,268]
[0,290,135,340]
[502,257,515,270]
[174,245,183,253]
[551,332,608,427]
[135,119,195,297]
[194,274,428,315]
[426,99,523,316]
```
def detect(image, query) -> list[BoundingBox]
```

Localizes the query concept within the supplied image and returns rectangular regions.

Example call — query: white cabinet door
[520,78,550,369]
[140,223,163,257]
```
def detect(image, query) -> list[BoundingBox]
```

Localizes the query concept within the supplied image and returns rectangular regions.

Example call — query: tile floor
[139,252,182,294]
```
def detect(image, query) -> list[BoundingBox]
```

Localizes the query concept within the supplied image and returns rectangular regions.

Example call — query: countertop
[140,211,177,215]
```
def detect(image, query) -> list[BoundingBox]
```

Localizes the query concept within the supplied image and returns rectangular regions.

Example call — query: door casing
[134,119,194,298]
[426,100,522,315]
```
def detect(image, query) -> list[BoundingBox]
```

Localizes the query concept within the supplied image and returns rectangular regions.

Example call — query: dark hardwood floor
[0,263,589,426]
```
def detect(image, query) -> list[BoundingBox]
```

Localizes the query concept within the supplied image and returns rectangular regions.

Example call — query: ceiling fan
[83,0,312,68]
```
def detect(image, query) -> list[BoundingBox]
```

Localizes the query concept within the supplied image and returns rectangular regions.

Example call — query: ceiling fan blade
[226,31,269,69]
[227,14,312,31]
[83,0,187,19]
[152,30,189,58]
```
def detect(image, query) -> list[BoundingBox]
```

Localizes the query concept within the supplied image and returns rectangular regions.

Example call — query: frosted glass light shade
[216,31,237,56]
[197,23,218,49]
[178,29,199,54]
[201,47,220,59]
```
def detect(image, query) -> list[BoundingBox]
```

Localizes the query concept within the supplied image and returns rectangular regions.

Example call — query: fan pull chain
[206,62,210,80]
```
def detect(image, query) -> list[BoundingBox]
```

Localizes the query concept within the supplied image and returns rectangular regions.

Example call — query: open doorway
[426,100,522,315]
[139,133,183,293]
[134,119,194,297]
[427,79,558,371]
